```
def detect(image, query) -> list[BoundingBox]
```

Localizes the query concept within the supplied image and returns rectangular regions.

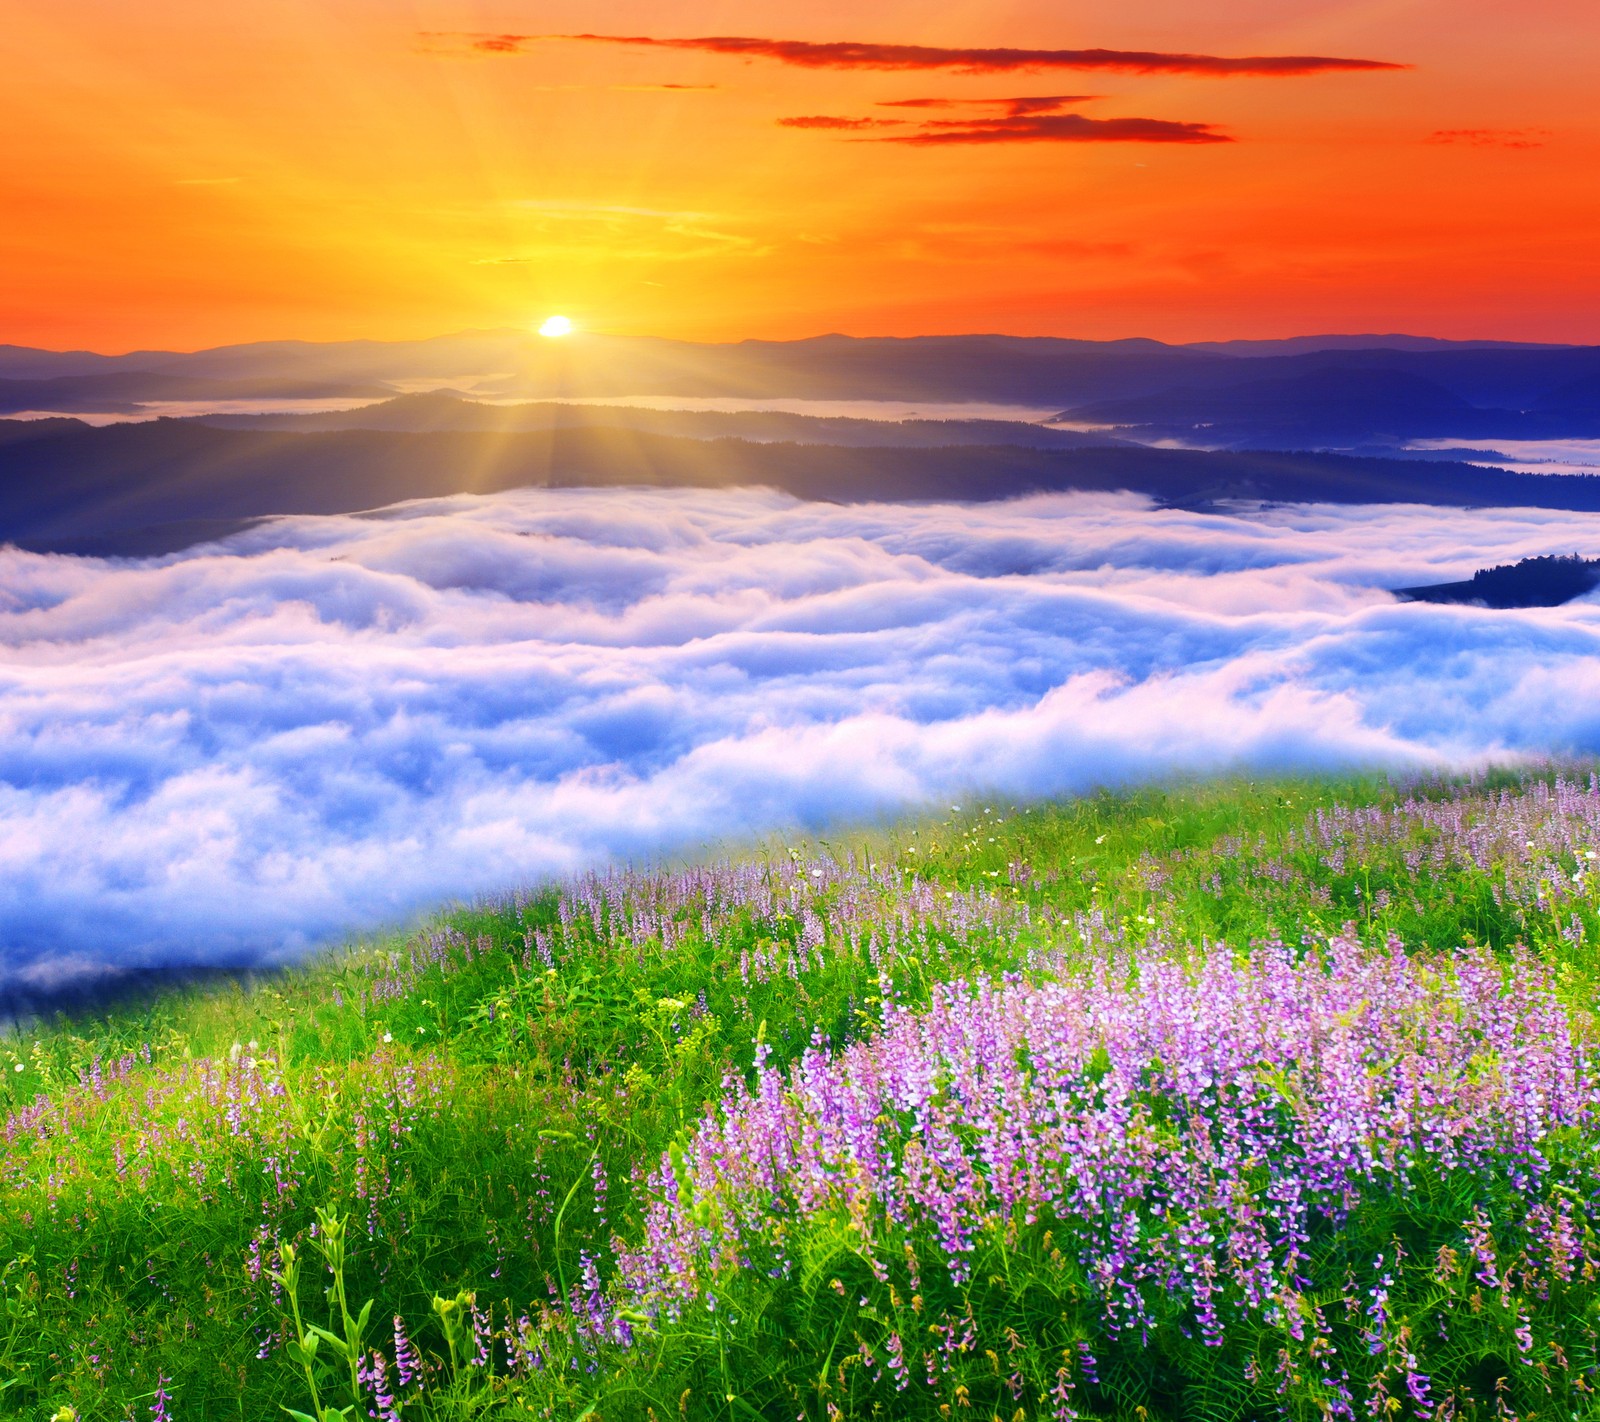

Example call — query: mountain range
[4,330,1599,437]
[5,414,1600,558]
[4,330,1600,557]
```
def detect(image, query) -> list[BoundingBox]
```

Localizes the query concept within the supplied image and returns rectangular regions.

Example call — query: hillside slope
[7,768,1600,1418]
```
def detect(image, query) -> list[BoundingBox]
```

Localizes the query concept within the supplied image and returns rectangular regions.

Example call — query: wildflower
[885,1332,909,1391]
[1405,1367,1433,1414]
[394,1315,425,1388]
[471,1298,492,1367]
[619,932,1594,1372]
[358,1351,402,1422]
[1514,1311,1534,1355]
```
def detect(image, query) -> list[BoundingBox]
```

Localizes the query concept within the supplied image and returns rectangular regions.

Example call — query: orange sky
[4,0,1598,350]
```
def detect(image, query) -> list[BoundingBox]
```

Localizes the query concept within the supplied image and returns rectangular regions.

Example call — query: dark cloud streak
[783,93,1225,146]
[880,95,1101,116]
[1427,127,1549,149]
[882,114,1232,145]
[440,32,1405,77]
[779,115,906,130]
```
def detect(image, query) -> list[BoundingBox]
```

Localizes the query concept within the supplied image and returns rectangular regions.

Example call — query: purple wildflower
[393,1314,424,1389]
[358,1350,402,1422]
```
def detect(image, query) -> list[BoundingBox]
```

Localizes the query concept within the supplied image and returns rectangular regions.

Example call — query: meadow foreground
[6,770,1600,1420]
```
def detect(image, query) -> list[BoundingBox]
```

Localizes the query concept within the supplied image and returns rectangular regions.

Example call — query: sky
[4,0,1598,351]
[6,484,1600,992]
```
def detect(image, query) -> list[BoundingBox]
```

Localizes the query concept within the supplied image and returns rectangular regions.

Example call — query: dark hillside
[5,417,1600,555]
[1396,553,1600,608]
[1062,366,1479,439]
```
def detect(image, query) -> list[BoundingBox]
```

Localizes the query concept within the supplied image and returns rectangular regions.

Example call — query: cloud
[883,113,1231,145]
[879,95,1100,116]
[447,33,1404,77]
[1427,128,1550,149]
[463,33,527,54]
[4,487,1600,996]
[779,115,906,130]
[779,95,1225,146]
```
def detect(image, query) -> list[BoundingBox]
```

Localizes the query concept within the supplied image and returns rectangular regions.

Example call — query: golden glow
[2,2,1599,348]
[538,315,575,338]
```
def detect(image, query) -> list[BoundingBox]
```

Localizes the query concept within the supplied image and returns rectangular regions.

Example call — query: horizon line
[2,328,1589,360]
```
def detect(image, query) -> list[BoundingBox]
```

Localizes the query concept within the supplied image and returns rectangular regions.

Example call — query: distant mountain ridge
[6,330,1600,461]
[185,391,1116,448]
[0,371,392,415]
[6,416,1600,558]
[1186,334,1576,357]
[1537,375,1600,416]
[2,330,1596,413]
[1063,367,1477,438]
[0,328,1569,378]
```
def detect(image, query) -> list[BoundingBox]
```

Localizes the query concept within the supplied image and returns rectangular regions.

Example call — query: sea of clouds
[4,485,1600,993]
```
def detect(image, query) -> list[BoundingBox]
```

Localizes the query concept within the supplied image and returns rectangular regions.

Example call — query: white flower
[382,1031,393,1043]
[12,1062,21,1073]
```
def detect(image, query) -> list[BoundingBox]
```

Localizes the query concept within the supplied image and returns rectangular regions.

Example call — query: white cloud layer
[4,486,1600,990]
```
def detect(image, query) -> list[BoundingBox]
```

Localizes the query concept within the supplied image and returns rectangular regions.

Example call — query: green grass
[5,767,1600,1420]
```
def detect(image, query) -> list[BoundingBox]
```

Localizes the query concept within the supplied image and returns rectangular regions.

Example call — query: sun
[538,314,575,338]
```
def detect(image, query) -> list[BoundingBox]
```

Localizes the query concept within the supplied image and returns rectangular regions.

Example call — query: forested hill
[1398,553,1600,608]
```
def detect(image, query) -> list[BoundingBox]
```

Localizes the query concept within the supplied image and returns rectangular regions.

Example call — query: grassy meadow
[6,768,1600,1420]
